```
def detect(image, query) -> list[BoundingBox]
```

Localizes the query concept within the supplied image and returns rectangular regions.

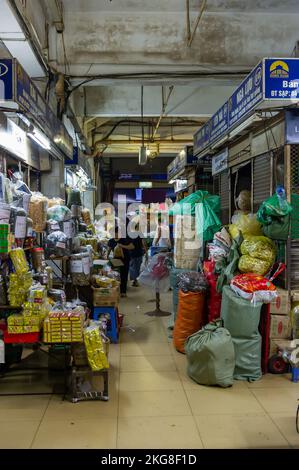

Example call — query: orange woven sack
[173,290,206,353]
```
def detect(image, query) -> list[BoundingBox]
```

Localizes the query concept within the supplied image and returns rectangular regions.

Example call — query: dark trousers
[120,262,130,294]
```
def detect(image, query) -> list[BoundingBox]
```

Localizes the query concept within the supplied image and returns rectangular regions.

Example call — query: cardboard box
[270,288,290,315]
[269,338,291,357]
[270,314,291,339]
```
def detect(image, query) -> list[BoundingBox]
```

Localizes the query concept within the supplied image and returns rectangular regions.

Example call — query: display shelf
[0,305,22,310]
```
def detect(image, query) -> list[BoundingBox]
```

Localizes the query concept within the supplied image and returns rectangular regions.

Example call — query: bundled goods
[208,227,231,263]
[185,320,235,388]
[78,235,98,252]
[230,273,277,305]
[47,197,64,208]
[104,270,121,283]
[91,275,119,289]
[229,213,262,239]
[8,272,32,307]
[173,215,201,270]
[22,301,48,325]
[9,247,29,275]
[236,190,251,213]
[177,271,208,293]
[0,202,11,224]
[203,260,222,322]
[43,310,84,343]
[70,253,91,286]
[48,289,66,306]
[170,268,195,323]
[81,208,92,225]
[238,235,276,276]
[257,187,292,240]
[10,206,27,240]
[31,248,45,272]
[29,193,48,232]
[45,230,70,257]
[47,205,72,223]
[11,178,31,213]
[0,224,9,253]
[7,313,40,334]
[83,325,109,371]
[28,284,47,304]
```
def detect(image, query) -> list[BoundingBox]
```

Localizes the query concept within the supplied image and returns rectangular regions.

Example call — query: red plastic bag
[230,273,277,304]
[203,261,222,322]
[152,255,168,279]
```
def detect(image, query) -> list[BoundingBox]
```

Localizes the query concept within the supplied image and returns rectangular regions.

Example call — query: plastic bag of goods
[173,288,206,353]
[139,253,170,292]
[70,253,91,286]
[67,188,82,208]
[83,325,109,371]
[239,235,276,276]
[236,190,251,213]
[177,271,208,293]
[257,190,293,224]
[29,193,48,232]
[48,198,64,208]
[45,231,70,257]
[10,207,27,239]
[47,205,72,222]
[185,320,235,387]
[9,247,29,275]
[203,260,222,322]
[230,213,262,238]
[230,273,277,304]
[81,208,92,225]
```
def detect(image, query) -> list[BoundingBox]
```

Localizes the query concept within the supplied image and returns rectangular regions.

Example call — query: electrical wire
[141,85,144,147]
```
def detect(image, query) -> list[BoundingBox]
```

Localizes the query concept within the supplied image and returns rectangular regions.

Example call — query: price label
[82,256,90,275]
[15,216,27,238]
[71,259,83,273]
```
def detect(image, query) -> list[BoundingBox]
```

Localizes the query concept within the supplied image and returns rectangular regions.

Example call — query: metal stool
[93,307,119,343]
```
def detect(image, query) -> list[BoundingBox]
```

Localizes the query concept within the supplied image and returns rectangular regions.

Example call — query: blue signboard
[0,58,13,100]
[228,62,263,128]
[210,102,229,144]
[0,58,73,159]
[119,173,167,181]
[264,58,299,100]
[285,109,299,144]
[194,122,210,155]
[167,146,196,180]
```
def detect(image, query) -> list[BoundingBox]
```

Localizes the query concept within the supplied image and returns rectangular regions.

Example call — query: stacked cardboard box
[92,286,120,307]
[269,288,291,357]
[44,311,84,343]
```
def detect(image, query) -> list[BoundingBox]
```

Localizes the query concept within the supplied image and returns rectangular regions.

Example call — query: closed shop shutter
[253,153,271,212]
[219,170,229,224]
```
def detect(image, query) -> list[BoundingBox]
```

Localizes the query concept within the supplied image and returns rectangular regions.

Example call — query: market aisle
[0,287,298,449]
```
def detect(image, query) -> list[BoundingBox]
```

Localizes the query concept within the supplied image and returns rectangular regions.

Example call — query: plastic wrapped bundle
[48,197,64,208]
[47,205,72,222]
[9,248,29,275]
[45,231,70,257]
[139,253,170,292]
[29,193,48,232]
[239,235,276,276]
[8,272,32,307]
[177,271,208,293]
[84,325,109,371]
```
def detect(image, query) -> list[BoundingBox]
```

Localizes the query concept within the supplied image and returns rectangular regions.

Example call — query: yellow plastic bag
[228,224,241,240]
[240,236,276,263]
[84,326,109,372]
[231,213,262,237]
[238,255,272,276]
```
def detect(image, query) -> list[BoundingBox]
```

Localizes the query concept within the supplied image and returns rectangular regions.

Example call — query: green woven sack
[185,320,235,388]
[262,214,290,241]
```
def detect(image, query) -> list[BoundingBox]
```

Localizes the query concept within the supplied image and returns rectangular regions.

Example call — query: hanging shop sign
[0,58,73,159]
[167,145,196,181]
[212,148,228,176]
[194,58,299,156]
[119,173,167,181]
[285,109,299,144]
[0,118,28,162]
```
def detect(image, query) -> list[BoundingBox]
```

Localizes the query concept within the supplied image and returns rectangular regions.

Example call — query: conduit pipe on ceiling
[187,0,207,47]
[152,86,174,141]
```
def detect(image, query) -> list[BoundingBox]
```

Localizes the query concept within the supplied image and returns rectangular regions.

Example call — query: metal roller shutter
[253,153,271,212]
[290,145,299,289]
[219,170,229,224]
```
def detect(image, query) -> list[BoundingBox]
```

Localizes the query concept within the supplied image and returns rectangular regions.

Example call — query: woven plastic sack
[173,290,205,353]
[233,335,262,382]
[220,286,262,339]
[185,320,235,388]
[170,268,194,322]
[257,193,293,224]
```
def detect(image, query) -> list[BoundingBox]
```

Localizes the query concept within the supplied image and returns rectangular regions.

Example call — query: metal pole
[152,86,174,141]
[188,0,207,47]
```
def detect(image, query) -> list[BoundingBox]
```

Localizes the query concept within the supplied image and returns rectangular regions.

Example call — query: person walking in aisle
[108,227,134,297]
[130,235,148,287]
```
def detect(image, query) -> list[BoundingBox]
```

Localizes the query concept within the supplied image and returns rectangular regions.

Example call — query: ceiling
[1,0,299,160]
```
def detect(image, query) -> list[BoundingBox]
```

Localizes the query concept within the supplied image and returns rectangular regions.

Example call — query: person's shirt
[131,236,144,258]
[108,238,132,262]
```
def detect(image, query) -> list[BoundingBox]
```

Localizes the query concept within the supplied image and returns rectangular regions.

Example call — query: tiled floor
[0,287,298,448]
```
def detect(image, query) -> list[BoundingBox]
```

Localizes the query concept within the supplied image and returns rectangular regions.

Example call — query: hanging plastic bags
[185,320,235,388]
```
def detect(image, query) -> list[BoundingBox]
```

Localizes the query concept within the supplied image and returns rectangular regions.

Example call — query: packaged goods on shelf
[270,315,291,339]
[45,230,70,257]
[47,197,64,208]
[7,313,39,334]
[47,205,72,222]
[8,272,32,307]
[78,235,98,252]
[91,275,119,288]
[0,202,11,224]
[10,207,27,239]
[81,208,92,225]
[0,223,9,254]
[43,310,84,343]
[31,248,45,272]
[9,247,29,275]
[70,253,91,286]
[83,325,109,371]
[29,193,48,232]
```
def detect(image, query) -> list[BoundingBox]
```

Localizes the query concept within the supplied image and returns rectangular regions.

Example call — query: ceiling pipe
[93,138,192,147]
[187,0,207,47]
[152,85,174,141]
